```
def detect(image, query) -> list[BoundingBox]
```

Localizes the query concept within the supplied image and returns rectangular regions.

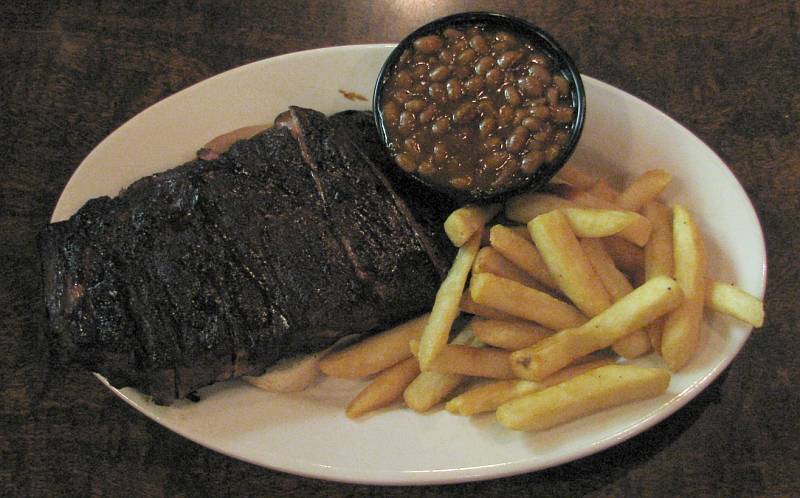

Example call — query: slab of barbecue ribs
[39,107,457,404]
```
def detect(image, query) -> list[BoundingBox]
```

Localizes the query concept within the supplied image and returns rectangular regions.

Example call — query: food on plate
[446,357,612,416]
[580,238,651,359]
[39,107,457,404]
[615,169,672,211]
[417,233,481,370]
[319,314,429,379]
[472,246,543,289]
[555,186,653,246]
[444,203,501,246]
[403,328,475,412]
[641,200,674,351]
[378,22,579,196]
[661,205,707,371]
[505,191,575,223]
[705,281,764,328]
[459,292,519,321]
[243,352,325,393]
[297,152,761,428]
[470,273,586,330]
[496,364,671,431]
[528,209,613,316]
[346,357,421,418]
[471,318,552,350]
[410,338,515,379]
[510,275,684,381]
[488,224,558,289]
[560,207,646,239]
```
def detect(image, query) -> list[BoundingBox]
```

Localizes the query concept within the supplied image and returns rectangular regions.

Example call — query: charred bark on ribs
[39,107,456,404]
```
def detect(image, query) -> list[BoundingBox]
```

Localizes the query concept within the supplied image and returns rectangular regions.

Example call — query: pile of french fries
[318,164,765,430]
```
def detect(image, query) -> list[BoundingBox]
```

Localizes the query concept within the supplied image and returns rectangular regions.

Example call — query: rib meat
[39,107,454,404]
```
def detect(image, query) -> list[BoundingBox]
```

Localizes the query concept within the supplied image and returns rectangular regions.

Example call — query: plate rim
[54,44,767,485]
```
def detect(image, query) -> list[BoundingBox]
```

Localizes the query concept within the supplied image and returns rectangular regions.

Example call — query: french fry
[552,163,597,190]
[445,358,612,415]
[511,276,683,380]
[346,357,420,418]
[496,364,671,431]
[602,236,645,276]
[561,207,644,239]
[581,238,651,359]
[528,210,613,317]
[642,201,673,352]
[470,273,587,331]
[616,169,672,212]
[460,293,519,321]
[565,190,652,246]
[403,329,475,412]
[319,314,428,378]
[706,280,764,328]
[418,234,480,370]
[580,238,634,301]
[642,201,674,280]
[661,205,707,371]
[472,246,543,290]
[444,204,502,247]
[472,318,552,350]
[588,178,620,202]
[489,224,559,290]
[504,192,576,224]
[410,340,515,379]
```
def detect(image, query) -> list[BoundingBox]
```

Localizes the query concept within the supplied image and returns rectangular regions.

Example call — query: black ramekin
[373,11,586,204]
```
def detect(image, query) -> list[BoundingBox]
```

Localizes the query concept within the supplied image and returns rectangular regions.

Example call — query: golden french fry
[472,246,544,290]
[470,273,587,331]
[706,280,764,328]
[460,293,519,321]
[511,276,683,380]
[418,234,480,370]
[403,329,475,412]
[616,169,672,212]
[410,340,515,379]
[565,190,652,246]
[446,358,612,415]
[612,329,653,359]
[444,204,502,247]
[529,210,613,317]
[561,207,644,239]
[489,224,559,290]
[552,163,597,189]
[580,238,634,300]
[346,357,420,418]
[661,205,707,371]
[602,236,645,276]
[581,238,651,358]
[504,192,576,224]
[496,364,671,431]
[641,201,673,354]
[588,178,620,202]
[472,318,552,350]
[320,314,428,378]
[643,201,674,279]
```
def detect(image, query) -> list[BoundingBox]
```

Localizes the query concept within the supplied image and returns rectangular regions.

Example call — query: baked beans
[380,23,577,195]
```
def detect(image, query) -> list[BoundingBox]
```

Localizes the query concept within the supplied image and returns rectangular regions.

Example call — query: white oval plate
[52,45,766,485]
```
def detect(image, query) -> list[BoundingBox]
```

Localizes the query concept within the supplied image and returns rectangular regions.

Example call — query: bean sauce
[381,24,576,193]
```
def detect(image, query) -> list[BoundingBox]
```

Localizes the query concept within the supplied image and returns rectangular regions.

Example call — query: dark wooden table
[2,1,798,496]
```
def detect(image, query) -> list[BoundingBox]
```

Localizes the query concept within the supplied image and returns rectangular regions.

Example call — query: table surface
[2,1,798,496]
